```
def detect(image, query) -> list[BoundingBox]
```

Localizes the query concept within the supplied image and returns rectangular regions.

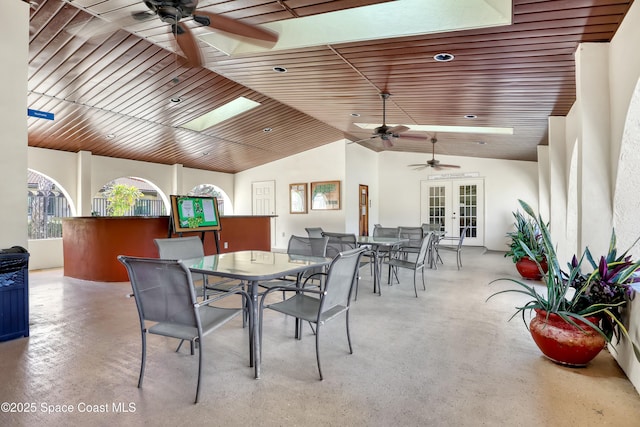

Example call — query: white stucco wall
[233,141,348,250]
[345,143,380,235]
[0,2,29,250]
[608,0,640,392]
[377,151,539,251]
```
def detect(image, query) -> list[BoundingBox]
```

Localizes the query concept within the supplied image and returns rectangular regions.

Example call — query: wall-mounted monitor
[170,195,221,233]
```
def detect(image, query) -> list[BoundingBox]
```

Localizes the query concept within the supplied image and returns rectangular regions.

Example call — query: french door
[420,179,484,246]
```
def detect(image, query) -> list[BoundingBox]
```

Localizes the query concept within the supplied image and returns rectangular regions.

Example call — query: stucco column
[76,151,94,216]
[536,146,550,222]
[575,43,613,254]
[0,1,29,248]
[547,116,571,262]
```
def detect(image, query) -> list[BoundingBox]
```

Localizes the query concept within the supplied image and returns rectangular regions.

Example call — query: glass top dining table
[356,236,408,295]
[184,250,332,379]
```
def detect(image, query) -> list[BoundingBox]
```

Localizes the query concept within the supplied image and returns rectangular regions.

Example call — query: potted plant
[489,199,640,366]
[504,210,547,280]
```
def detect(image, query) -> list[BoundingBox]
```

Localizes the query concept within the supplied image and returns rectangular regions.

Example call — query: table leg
[373,249,382,296]
[250,280,260,379]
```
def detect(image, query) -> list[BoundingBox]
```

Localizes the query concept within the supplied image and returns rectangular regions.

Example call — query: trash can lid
[0,246,28,254]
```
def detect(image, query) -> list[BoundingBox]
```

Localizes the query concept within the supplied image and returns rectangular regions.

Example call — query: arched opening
[93,177,167,216]
[188,184,233,215]
[27,170,74,239]
[613,78,640,259]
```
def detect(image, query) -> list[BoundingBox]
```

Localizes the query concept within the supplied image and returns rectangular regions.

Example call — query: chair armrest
[260,283,324,299]
[197,287,250,308]
[302,272,327,287]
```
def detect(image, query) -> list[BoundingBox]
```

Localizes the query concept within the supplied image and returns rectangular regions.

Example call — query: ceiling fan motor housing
[144,0,198,23]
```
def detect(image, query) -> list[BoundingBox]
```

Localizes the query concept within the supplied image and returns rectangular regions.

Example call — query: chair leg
[421,266,426,291]
[315,323,323,381]
[258,302,265,360]
[354,275,359,301]
[194,338,202,404]
[138,330,147,388]
[413,270,418,298]
[457,251,462,270]
[346,310,353,354]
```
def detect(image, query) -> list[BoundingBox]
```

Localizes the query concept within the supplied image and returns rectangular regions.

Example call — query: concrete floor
[1,248,639,426]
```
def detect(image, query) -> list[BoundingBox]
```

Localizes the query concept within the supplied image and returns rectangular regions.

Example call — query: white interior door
[252,180,276,247]
[420,179,484,246]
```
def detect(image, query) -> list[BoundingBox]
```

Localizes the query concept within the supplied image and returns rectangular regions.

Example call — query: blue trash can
[0,246,29,341]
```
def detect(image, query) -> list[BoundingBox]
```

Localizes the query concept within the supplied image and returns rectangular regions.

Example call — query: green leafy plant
[488,199,640,361]
[504,210,546,263]
[104,184,143,216]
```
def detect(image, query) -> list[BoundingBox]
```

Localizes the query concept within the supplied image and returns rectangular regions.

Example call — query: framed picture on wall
[310,180,341,210]
[289,183,308,214]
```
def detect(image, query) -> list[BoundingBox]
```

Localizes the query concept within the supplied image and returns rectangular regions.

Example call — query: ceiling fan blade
[408,163,428,167]
[388,125,409,134]
[174,24,203,67]
[382,138,395,149]
[131,10,155,21]
[438,164,461,169]
[397,134,427,141]
[194,11,278,46]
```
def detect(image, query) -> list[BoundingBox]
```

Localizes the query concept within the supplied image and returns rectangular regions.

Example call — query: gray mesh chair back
[422,223,443,234]
[259,247,365,380]
[322,232,357,258]
[288,235,329,258]
[373,226,399,238]
[258,235,329,295]
[154,236,206,295]
[118,256,248,404]
[305,227,324,238]
[154,236,242,296]
[287,235,328,282]
[436,225,471,270]
[387,232,433,297]
[372,226,399,267]
[398,226,424,259]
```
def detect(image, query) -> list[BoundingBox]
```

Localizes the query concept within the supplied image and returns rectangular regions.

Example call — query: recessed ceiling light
[263,127,273,133]
[170,97,182,103]
[434,53,454,62]
[106,134,115,139]
[464,114,477,119]
[351,113,361,117]
[202,151,209,156]
[273,66,287,73]
[477,141,487,145]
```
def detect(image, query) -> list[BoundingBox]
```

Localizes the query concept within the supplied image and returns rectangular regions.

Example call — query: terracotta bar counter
[62,215,273,282]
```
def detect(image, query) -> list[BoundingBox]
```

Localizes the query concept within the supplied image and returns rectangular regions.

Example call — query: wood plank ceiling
[26,0,633,173]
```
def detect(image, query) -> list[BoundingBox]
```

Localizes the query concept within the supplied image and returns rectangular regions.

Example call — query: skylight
[354,123,514,135]
[199,0,512,56]
[181,97,261,132]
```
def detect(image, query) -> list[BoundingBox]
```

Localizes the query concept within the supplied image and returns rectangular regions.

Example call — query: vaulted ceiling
[26,0,634,174]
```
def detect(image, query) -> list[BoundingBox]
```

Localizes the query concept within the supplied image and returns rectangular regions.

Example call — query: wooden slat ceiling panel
[26,0,634,172]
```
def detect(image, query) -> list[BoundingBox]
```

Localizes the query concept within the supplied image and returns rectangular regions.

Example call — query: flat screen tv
[170,195,221,233]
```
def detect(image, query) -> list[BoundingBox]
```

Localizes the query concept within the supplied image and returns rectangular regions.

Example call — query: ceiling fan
[351,93,425,149]
[409,137,461,170]
[66,0,278,68]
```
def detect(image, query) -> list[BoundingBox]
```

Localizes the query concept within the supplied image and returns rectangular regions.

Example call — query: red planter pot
[529,309,605,367]
[515,257,548,280]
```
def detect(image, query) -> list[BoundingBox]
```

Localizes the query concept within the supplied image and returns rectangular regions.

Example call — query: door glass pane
[458,184,478,238]
[429,186,446,231]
